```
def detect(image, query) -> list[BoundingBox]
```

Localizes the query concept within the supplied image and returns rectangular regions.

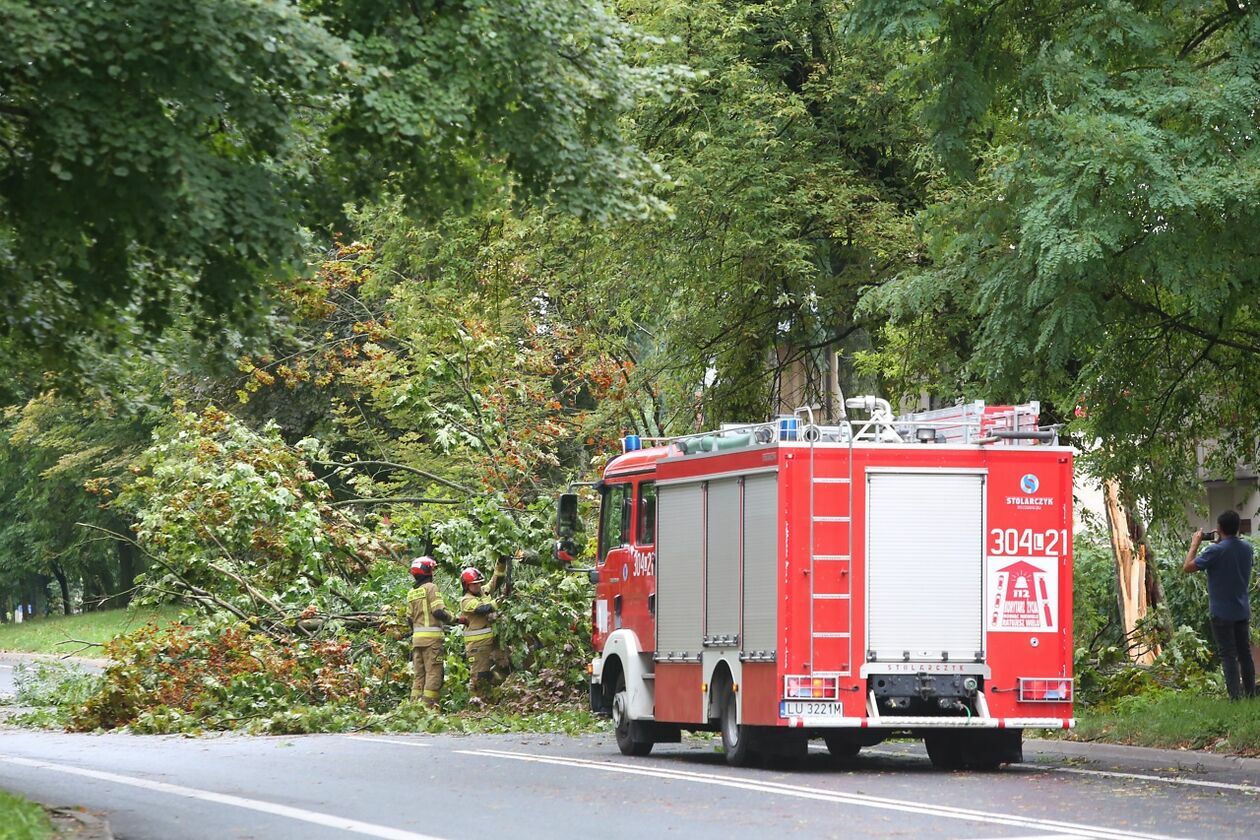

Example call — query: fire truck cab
[555,398,1074,769]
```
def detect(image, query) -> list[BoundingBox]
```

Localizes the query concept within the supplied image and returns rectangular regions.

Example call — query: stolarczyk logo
[1008,473,1052,507]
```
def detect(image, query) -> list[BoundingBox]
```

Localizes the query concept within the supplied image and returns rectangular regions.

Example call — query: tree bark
[28,574,50,619]
[115,538,141,607]
[51,563,73,615]
[82,569,111,611]
[1103,479,1160,664]
[1130,511,1169,639]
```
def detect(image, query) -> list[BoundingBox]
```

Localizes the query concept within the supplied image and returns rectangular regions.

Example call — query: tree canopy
[853,0,1260,516]
[0,0,673,373]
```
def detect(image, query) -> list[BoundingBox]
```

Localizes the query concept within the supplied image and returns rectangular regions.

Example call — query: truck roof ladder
[802,405,854,677]
[645,398,1053,456]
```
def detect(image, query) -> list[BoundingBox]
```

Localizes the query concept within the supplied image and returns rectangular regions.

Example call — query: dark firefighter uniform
[459,559,510,693]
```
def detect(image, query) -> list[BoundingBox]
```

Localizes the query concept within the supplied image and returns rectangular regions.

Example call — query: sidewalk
[1026,736,1260,783]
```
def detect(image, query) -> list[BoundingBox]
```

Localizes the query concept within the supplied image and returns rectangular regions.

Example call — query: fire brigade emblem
[989,559,1057,631]
[1020,473,1039,494]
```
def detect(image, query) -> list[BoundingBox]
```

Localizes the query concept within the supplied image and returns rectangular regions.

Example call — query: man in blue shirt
[1183,510,1256,700]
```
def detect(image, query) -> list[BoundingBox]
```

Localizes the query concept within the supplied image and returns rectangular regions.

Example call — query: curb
[1026,736,1260,773]
[47,806,114,840]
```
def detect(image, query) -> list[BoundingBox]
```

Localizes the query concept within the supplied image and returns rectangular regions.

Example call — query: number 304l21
[990,528,1068,556]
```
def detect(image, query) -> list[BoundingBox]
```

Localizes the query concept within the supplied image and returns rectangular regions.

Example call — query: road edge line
[456,748,1181,840]
[0,754,445,840]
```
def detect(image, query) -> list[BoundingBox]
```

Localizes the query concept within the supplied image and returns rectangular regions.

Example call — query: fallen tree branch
[199,529,292,619]
[330,496,462,507]
[52,637,106,658]
[73,523,276,638]
[314,459,477,496]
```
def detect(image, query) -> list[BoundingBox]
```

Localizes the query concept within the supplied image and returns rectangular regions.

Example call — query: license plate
[780,701,844,717]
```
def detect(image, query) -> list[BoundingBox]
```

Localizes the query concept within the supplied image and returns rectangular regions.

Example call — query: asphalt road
[0,727,1256,840]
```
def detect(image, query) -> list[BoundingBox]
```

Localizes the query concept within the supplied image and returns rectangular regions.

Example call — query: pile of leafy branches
[1075,619,1221,708]
[64,406,596,734]
[71,618,404,733]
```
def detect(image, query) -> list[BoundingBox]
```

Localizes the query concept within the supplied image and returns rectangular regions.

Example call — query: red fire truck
[555,397,1074,769]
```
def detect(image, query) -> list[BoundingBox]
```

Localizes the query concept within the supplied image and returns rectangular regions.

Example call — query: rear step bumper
[780,715,1075,729]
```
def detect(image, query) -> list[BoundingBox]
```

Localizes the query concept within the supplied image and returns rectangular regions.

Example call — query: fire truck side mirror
[555,493,586,564]
[556,493,581,535]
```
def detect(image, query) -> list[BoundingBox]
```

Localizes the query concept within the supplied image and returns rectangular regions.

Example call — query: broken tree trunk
[1103,479,1160,665]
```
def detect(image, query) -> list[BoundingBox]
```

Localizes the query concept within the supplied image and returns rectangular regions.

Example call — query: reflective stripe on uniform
[462,626,496,647]
[411,626,443,642]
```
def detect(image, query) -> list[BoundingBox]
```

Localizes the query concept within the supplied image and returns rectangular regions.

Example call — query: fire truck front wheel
[718,688,752,766]
[612,676,653,757]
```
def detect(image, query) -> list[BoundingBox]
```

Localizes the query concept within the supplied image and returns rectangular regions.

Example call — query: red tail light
[1018,677,1073,702]
[783,674,839,700]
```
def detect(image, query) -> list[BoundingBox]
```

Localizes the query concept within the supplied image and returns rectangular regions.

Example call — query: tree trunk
[1103,479,1160,664]
[1130,512,1170,640]
[51,563,73,615]
[26,574,50,619]
[82,570,110,612]
[115,538,141,607]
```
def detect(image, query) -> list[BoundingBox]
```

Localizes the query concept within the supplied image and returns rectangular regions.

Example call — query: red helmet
[460,567,485,589]
[410,556,437,576]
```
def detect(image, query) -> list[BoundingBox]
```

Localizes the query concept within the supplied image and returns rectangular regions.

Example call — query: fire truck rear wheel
[719,689,752,766]
[822,734,861,758]
[612,676,653,757]
[926,731,1018,771]
[924,732,964,770]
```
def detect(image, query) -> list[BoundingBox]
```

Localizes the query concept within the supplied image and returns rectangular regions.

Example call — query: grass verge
[0,789,54,840]
[0,605,182,655]
[1067,691,1260,757]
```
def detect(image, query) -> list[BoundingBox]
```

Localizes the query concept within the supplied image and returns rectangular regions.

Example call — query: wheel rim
[613,691,628,735]
[721,697,739,748]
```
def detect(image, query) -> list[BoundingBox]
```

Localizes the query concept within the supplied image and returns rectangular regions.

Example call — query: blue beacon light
[622,435,643,452]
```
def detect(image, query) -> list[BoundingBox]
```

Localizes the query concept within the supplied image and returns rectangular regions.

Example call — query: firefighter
[459,558,510,696]
[406,556,455,707]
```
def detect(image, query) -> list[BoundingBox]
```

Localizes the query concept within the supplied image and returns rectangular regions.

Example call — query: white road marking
[856,745,1260,796]
[344,736,431,748]
[0,754,446,840]
[456,748,1179,840]
[0,664,13,669]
